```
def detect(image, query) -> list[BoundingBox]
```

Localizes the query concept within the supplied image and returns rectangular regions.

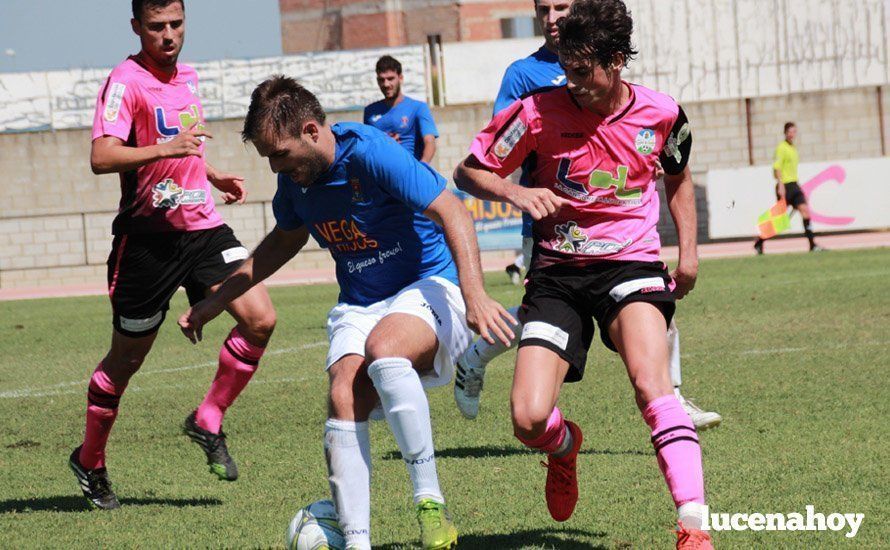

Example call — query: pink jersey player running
[68,0,276,510]
[455,0,713,548]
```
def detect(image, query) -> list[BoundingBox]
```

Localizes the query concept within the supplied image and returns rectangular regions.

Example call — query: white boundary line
[0,341,327,399]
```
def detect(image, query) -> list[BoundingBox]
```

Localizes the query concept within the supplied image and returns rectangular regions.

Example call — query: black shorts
[778,182,807,208]
[518,261,676,382]
[106,224,247,337]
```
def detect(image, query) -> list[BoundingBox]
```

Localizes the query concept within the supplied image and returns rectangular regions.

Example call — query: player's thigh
[512,345,571,429]
[607,301,673,401]
[364,313,438,370]
[184,224,250,306]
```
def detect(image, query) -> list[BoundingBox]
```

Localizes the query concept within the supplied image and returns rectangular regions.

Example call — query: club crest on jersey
[103,82,126,123]
[151,179,206,209]
[493,117,527,158]
[635,128,656,155]
[349,178,364,203]
[154,104,205,143]
[401,116,409,128]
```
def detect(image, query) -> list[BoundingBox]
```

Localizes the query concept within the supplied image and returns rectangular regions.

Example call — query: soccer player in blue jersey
[364,55,439,162]
[179,76,514,550]
[452,0,722,432]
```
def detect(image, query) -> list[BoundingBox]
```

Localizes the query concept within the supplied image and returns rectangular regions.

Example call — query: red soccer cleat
[676,522,714,550]
[541,420,583,522]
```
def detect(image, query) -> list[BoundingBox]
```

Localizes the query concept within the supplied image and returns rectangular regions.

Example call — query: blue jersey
[363,96,439,160]
[272,122,457,306]
[494,46,565,237]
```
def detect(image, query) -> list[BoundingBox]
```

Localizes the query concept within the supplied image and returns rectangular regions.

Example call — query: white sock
[678,501,707,530]
[367,357,443,504]
[462,305,522,368]
[667,318,682,388]
[324,418,372,550]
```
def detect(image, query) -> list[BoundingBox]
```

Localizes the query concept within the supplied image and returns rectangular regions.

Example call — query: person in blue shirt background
[364,55,439,163]
[179,75,513,550]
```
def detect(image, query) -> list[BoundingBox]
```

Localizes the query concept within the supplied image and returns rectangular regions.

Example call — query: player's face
[376,70,403,100]
[785,125,797,143]
[131,2,185,69]
[561,54,622,110]
[535,0,573,50]
[254,127,330,187]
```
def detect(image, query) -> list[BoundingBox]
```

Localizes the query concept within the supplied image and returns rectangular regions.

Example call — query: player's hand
[388,132,401,143]
[653,159,665,179]
[160,125,212,159]
[509,187,569,220]
[210,171,247,204]
[464,292,518,346]
[670,260,698,300]
[178,298,226,344]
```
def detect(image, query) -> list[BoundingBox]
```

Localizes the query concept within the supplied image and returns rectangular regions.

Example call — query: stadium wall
[1,85,888,289]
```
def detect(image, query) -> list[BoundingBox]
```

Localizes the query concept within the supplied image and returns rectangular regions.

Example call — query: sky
[0,0,282,73]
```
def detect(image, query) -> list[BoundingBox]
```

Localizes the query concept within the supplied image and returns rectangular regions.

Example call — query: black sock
[803,219,816,247]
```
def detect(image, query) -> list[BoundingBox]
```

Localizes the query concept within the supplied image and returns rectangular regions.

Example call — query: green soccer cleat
[183,411,238,481]
[415,499,458,549]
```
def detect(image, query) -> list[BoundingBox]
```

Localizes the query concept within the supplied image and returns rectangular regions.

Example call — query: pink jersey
[470,83,691,268]
[92,56,222,234]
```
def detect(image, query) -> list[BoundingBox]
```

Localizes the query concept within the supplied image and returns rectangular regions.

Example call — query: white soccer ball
[286,499,346,550]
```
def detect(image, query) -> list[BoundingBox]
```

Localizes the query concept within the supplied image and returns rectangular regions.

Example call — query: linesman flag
[757,199,791,239]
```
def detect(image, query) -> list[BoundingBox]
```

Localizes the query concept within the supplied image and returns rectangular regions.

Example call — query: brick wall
[1,86,886,289]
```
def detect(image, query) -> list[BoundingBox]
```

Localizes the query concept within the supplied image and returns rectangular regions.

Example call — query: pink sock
[80,365,127,470]
[516,407,567,454]
[643,394,705,507]
[195,328,265,434]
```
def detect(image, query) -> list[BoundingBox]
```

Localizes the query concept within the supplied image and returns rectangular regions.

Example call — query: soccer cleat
[68,446,121,510]
[505,264,522,285]
[676,522,714,549]
[542,420,583,522]
[454,354,485,420]
[810,245,824,252]
[183,411,239,481]
[753,241,763,255]
[415,499,458,549]
[681,398,722,431]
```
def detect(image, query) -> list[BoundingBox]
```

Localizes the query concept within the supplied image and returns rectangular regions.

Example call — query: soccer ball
[285,499,346,550]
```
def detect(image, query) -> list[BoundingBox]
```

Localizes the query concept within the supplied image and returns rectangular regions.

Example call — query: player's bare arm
[90,125,212,174]
[774,168,786,198]
[205,161,247,204]
[179,225,309,343]
[454,154,567,220]
[423,190,516,346]
[420,134,437,163]
[663,165,698,299]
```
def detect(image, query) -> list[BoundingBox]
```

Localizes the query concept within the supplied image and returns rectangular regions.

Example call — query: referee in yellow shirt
[754,122,821,254]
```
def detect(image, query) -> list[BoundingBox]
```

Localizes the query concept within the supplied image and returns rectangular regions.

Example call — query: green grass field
[1,248,888,548]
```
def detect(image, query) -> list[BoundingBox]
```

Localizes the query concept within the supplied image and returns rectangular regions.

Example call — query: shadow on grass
[378,527,607,549]
[0,495,222,513]
[382,445,651,460]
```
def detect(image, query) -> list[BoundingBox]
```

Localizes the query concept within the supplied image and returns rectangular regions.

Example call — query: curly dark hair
[375,55,402,75]
[241,75,326,143]
[557,0,638,68]
[132,0,184,21]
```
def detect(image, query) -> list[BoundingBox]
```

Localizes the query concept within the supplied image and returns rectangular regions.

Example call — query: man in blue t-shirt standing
[364,55,439,162]
[451,0,722,432]
[179,76,513,550]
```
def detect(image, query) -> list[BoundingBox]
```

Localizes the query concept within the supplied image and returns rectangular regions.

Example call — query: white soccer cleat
[454,355,486,420]
[681,397,722,431]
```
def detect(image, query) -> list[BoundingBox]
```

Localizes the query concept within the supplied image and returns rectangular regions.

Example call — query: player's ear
[303,121,320,142]
[610,52,625,72]
[131,18,140,36]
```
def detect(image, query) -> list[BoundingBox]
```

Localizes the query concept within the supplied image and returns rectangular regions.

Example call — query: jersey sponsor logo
[151,179,207,209]
[609,277,665,302]
[663,122,691,163]
[314,218,379,254]
[521,321,569,350]
[154,104,205,143]
[493,117,527,158]
[551,220,632,256]
[555,158,642,205]
[635,128,656,155]
[103,82,126,123]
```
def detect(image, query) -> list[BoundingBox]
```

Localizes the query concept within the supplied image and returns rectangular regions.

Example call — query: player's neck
[384,92,405,108]
[136,51,177,78]
[543,41,557,55]
[587,80,630,119]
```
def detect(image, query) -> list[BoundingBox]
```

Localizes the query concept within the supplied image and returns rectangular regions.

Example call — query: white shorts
[325,276,473,388]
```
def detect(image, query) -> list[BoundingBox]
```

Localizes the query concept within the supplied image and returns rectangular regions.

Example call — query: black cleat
[69,446,121,510]
[754,240,764,255]
[505,264,522,285]
[183,411,239,481]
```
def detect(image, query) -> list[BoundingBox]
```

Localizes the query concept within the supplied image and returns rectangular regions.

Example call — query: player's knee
[102,350,147,380]
[363,334,397,364]
[511,400,550,440]
[630,372,670,405]
[246,308,277,342]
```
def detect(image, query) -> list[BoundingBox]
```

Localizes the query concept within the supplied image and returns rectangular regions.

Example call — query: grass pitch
[0,247,887,548]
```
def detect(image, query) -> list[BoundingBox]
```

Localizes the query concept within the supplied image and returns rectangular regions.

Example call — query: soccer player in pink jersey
[68,0,277,510]
[454,0,713,547]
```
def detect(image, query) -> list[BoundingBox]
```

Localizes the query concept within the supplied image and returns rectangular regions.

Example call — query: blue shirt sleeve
[358,137,446,212]
[493,64,525,116]
[416,102,438,138]
[271,176,305,231]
